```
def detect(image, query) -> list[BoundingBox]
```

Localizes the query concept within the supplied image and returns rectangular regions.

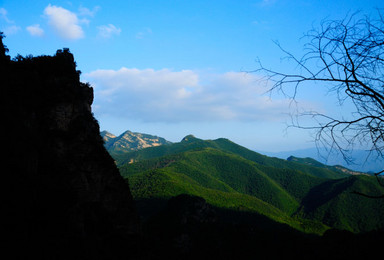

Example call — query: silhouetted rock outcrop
[1,36,140,259]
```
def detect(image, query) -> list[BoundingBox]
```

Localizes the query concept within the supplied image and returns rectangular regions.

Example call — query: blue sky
[1,0,383,152]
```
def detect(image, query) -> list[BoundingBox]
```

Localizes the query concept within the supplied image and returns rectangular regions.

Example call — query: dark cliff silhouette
[1,34,140,259]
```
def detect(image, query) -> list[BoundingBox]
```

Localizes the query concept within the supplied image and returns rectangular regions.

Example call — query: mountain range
[262,147,384,173]
[102,131,384,235]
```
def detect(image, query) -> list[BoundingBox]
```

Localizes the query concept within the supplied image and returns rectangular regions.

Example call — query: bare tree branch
[253,11,384,197]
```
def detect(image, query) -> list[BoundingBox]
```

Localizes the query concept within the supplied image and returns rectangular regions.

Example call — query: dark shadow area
[135,194,383,260]
[2,35,140,260]
[301,177,357,212]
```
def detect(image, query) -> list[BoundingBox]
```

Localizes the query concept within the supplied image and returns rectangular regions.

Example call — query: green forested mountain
[297,175,384,232]
[116,134,349,179]
[287,156,366,176]
[109,134,384,234]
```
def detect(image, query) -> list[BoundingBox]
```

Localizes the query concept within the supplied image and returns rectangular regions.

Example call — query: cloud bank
[42,4,120,40]
[84,68,295,123]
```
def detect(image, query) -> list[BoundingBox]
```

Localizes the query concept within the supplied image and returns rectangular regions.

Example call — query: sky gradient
[1,0,383,153]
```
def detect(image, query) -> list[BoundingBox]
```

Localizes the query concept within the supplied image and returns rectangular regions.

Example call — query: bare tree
[253,11,384,196]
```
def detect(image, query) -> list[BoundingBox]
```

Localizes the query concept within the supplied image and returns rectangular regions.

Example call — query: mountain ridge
[106,130,369,178]
[262,147,384,173]
[114,133,352,179]
[287,156,367,176]
[111,133,384,234]
[101,130,172,153]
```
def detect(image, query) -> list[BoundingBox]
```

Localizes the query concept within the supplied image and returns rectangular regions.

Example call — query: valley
[104,131,384,235]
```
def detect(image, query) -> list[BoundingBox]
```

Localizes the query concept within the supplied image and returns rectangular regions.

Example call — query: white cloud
[0,8,21,35]
[26,24,44,37]
[44,4,84,40]
[3,25,21,35]
[0,8,13,23]
[77,6,100,26]
[78,6,100,17]
[83,68,298,123]
[97,24,121,38]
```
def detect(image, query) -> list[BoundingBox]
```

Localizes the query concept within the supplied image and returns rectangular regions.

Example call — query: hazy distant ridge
[261,148,384,173]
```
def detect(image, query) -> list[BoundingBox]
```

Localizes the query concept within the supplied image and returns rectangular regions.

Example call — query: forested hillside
[112,134,384,234]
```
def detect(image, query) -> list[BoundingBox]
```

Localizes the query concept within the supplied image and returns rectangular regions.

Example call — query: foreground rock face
[2,41,139,259]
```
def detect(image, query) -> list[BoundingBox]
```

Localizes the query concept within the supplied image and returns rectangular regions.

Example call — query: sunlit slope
[122,148,328,234]
[115,135,383,233]
[117,135,349,179]
[121,148,301,214]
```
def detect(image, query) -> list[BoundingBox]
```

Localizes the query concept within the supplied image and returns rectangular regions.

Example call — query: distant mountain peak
[101,130,117,138]
[181,134,198,142]
[100,131,117,147]
[102,130,172,153]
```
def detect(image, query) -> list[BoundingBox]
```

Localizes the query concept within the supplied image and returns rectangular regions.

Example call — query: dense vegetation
[113,135,384,235]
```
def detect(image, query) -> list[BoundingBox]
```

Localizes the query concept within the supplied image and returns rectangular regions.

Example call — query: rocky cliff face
[2,38,139,259]
[101,130,172,153]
